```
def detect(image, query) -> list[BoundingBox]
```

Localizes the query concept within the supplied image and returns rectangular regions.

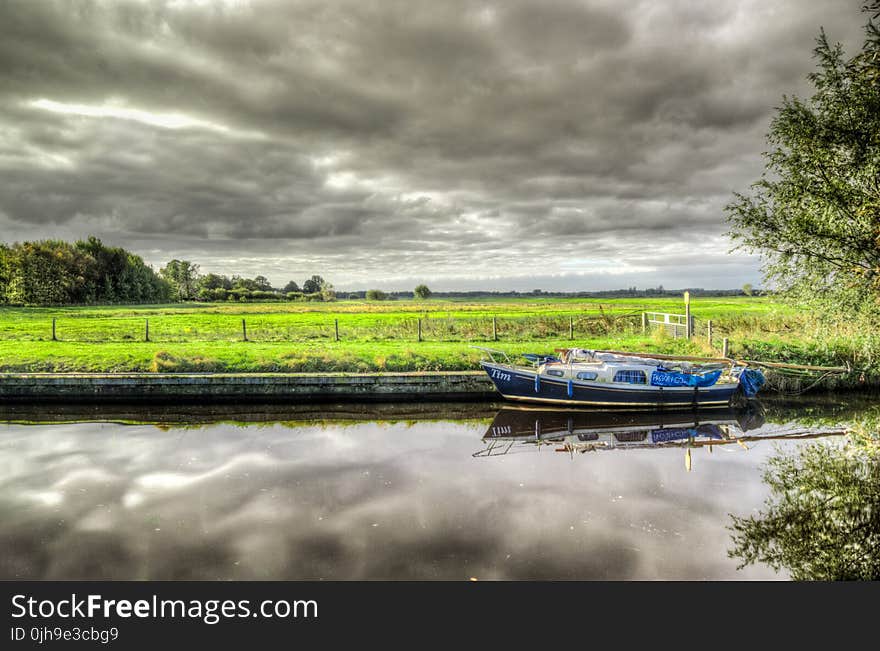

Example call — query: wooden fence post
[417,318,422,342]
[242,319,248,341]
[684,291,692,340]
[722,337,730,358]
[145,319,150,342]
[492,316,497,341]
[569,316,573,340]
[706,319,712,346]
[334,319,339,341]
[641,313,647,334]
[52,318,57,341]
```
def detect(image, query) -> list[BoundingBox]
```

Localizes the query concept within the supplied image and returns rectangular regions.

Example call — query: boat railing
[470,346,514,365]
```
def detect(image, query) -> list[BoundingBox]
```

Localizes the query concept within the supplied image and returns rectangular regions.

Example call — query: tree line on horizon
[158,258,337,303]
[0,239,340,306]
[0,237,763,306]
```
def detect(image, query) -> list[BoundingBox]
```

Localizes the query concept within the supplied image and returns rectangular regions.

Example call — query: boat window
[613,370,647,384]
[576,371,598,380]
[546,369,565,377]
[577,433,599,442]
[614,431,649,442]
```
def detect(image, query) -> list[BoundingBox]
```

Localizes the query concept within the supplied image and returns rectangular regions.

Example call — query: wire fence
[1,309,771,347]
[0,312,649,344]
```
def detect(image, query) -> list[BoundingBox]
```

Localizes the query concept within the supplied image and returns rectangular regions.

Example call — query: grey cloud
[0,0,870,288]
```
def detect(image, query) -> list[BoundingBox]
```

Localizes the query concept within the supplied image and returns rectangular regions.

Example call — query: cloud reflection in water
[0,418,805,580]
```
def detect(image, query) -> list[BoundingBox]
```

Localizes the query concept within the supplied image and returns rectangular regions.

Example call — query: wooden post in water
[684,291,692,340]
[242,319,248,341]
[706,320,712,346]
[641,312,647,334]
[492,317,497,341]
[569,316,573,340]
[334,319,339,341]
[145,319,150,342]
[722,337,730,358]
[52,318,56,341]
[417,318,422,342]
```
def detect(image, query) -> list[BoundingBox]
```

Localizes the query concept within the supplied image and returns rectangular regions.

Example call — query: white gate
[643,312,694,339]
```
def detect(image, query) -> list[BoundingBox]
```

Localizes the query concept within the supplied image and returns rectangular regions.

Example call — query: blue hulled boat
[477,347,763,409]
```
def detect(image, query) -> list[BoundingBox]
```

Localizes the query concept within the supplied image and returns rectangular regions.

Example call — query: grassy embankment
[0,297,876,388]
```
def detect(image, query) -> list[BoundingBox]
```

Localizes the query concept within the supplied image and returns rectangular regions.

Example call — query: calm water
[0,397,872,580]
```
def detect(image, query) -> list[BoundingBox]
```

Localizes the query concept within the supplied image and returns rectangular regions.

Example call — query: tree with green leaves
[726,2,880,320]
[319,279,336,301]
[253,275,273,292]
[199,273,232,291]
[231,275,259,291]
[0,237,170,305]
[1,240,82,304]
[302,275,324,294]
[160,259,201,301]
[414,284,432,300]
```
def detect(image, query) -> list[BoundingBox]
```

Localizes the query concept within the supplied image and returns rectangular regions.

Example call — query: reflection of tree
[728,439,880,580]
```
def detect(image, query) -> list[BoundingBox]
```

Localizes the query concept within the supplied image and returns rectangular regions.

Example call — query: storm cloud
[0,0,868,289]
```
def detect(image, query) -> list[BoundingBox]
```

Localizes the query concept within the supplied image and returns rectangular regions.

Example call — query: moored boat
[476,347,764,409]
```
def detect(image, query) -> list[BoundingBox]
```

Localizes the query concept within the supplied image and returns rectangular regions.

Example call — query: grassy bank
[0,297,876,390]
[0,335,704,373]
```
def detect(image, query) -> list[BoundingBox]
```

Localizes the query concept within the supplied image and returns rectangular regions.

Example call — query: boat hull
[480,361,739,409]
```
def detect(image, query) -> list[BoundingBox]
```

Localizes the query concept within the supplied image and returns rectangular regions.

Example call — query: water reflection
[728,429,880,580]
[0,399,868,580]
[477,405,844,472]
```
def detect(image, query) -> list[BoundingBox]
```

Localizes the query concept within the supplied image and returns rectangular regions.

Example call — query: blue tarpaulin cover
[738,368,765,397]
[650,369,722,388]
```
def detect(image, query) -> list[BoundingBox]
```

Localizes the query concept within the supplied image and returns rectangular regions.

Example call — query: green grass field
[0,297,875,383]
[0,296,793,343]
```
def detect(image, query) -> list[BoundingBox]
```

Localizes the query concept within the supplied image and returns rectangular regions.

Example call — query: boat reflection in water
[476,404,845,471]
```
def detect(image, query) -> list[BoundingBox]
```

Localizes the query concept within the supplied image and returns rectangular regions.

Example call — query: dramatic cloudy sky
[0,0,869,290]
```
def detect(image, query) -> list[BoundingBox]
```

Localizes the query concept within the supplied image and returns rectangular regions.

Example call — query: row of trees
[0,239,341,306]
[363,285,432,301]
[158,262,439,304]
[158,261,337,303]
[0,236,769,308]
[0,237,171,305]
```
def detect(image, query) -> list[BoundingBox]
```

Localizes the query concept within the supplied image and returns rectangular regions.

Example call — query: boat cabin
[538,359,656,385]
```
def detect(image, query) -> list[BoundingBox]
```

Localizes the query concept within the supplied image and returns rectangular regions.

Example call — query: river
[0,395,876,580]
